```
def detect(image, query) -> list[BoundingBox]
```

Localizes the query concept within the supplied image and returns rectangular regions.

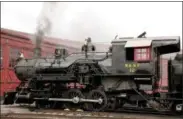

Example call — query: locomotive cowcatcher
[3,35,183,113]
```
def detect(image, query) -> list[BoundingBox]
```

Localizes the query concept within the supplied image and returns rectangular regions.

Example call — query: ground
[1,104,182,119]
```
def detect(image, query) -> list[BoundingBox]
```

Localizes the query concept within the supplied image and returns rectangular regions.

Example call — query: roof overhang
[152,36,181,54]
[125,39,152,48]
[112,36,181,54]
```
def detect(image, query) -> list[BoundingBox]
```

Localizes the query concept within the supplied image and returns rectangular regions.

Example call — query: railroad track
[1,104,182,119]
[1,111,181,119]
[112,107,182,116]
[1,111,122,119]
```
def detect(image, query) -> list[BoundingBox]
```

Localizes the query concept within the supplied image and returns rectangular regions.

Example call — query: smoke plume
[47,2,116,44]
[33,2,58,58]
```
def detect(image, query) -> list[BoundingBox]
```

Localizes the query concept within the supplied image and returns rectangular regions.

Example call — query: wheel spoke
[63,89,84,110]
[87,90,107,111]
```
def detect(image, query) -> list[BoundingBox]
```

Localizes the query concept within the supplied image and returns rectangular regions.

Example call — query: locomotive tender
[3,35,183,113]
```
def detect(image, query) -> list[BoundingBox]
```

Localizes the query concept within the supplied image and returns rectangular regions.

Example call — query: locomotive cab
[111,36,180,89]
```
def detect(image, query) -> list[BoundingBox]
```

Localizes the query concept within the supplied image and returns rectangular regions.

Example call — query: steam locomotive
[3,35,183,113]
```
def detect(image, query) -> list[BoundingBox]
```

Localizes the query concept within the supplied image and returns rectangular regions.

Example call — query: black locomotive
[3,35,183,113]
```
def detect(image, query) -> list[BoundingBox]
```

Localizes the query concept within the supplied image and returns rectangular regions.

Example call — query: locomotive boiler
[3,35,183,113]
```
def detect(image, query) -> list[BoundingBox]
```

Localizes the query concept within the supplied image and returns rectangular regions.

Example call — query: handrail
[22,51,111,59]
[19,52,111,67]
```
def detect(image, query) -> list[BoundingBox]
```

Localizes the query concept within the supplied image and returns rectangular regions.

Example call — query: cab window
[126,48,134,61]
[126,47,151,62]
[134,47,151,61]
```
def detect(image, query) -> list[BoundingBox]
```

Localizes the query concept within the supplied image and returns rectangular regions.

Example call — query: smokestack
[33,2,57,58]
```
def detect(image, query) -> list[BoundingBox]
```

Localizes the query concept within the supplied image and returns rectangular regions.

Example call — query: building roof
[1,28,110,52]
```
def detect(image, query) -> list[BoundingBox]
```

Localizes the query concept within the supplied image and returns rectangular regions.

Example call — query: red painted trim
[154,59,169,93]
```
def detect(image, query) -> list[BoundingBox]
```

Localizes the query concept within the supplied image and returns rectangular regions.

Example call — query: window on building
[43,52,54,58]
[134,47,151,61]
[47,53,54,58]
[28,51,33,58]
[9,48,20,68]
[41,52,46,57]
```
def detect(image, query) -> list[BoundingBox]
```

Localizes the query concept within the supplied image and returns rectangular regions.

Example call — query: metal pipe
[48,98,73,102]
[80,98,103,104]
[16,93,31,99]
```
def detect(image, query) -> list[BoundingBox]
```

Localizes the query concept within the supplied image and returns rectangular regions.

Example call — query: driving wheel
[63,89,84,110]
[87,90,107,111]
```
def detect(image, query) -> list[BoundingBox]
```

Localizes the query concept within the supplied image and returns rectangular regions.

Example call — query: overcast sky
[1,2,182,47]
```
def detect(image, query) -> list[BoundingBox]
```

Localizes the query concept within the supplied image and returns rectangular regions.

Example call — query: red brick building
[0,28,110,97]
